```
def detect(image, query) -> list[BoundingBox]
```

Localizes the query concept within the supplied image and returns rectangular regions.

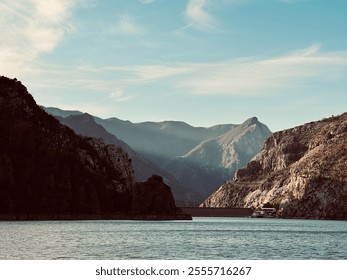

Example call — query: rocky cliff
[0,76,189,219]
[202,113,347,220]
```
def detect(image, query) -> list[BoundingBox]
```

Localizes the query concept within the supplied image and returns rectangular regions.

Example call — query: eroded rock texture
[202,113,347,220]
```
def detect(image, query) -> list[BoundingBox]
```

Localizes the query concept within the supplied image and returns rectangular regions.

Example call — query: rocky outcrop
[0,76,189,220]
[201,113,347,220]
[132,175,190,219]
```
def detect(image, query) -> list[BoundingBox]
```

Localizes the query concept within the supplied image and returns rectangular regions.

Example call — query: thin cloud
[279,0,296,3]
[15,45,347,102]
[109,89,132,102]
[110,14,146,35]
[185,0,217,31]
[0,0,77,77]
[178,45,347,95]
[140,0,155,4]
[278,0,305,4]
[125,65,194,80]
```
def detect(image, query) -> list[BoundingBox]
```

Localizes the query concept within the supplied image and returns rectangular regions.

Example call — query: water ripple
[0,218,346,260]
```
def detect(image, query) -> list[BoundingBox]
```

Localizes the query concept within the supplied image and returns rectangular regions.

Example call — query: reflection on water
[0,218,346,259]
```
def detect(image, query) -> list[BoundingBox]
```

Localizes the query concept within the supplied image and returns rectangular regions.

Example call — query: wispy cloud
[185,0,217,31]
[121,65,194,80]
[139,0,155,4]
[109,89,133,102]
[102,44,347,97]
[177,45,347,95]
[110,14,146,35]
[278,0,303,4]
[28,44,347,99]
[0,0,77,77]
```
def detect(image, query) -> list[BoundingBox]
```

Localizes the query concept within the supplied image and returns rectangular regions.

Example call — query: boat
[250,207,276,218]
[250,210,264,218]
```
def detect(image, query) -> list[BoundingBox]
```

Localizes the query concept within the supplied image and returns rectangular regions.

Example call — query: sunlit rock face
[202,113,347,220]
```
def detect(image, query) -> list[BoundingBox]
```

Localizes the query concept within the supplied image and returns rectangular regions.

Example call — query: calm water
[0,217,346,259]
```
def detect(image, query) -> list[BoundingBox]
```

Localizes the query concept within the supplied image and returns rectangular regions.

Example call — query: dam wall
[181,207,252,217]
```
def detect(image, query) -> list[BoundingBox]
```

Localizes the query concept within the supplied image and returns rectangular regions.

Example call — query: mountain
[165,117,271,196]
[93,117,236,165]
[46,107,271,201]
[55,113,155,181]
[54,113,203,205]
[0,76,189,219]
[43,107,83,118]
[201,113,347,220]
[93,116,271,198]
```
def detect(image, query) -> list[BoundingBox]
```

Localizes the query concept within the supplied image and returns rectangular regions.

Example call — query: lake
[0,217,346,259]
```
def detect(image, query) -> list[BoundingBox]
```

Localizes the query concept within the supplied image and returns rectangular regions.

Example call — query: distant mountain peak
[44,106,83,118]
[243,116,259,126]
[78,113,95,122]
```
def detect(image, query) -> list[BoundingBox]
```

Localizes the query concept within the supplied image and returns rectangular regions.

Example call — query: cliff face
[85,138,135,192]
[0,76,187,219]
[202,113,347,220]
[0,76,135,215]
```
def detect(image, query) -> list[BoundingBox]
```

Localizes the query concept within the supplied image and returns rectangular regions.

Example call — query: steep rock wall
[202,113,347,220]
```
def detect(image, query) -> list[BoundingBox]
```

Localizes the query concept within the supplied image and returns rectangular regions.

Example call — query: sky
[1,0,347,132]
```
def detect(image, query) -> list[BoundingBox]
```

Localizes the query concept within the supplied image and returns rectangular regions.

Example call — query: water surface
[0,218,346,259]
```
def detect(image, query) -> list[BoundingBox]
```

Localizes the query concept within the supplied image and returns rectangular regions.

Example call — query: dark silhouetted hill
[0,76,189,219]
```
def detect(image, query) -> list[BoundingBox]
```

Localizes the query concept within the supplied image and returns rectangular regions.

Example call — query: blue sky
[1,0,347,131]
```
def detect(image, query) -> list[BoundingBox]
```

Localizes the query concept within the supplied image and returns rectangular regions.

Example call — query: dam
[181,207,253,217]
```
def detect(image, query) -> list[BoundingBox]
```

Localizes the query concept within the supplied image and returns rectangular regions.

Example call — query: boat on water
[250,207,277,218]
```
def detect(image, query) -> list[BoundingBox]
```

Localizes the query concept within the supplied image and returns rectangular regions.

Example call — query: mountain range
[55,113,202,205]
[2,76,344,220]
[46,108,271,204]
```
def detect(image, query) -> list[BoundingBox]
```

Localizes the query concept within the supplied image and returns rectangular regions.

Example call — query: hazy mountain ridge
[55,113,203,205]
[202,113,347,220]
[165,117,272,196]
[46,107,271,201]
[92,116,237,163]
[43,107,83,118]
[0,76,187,219]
